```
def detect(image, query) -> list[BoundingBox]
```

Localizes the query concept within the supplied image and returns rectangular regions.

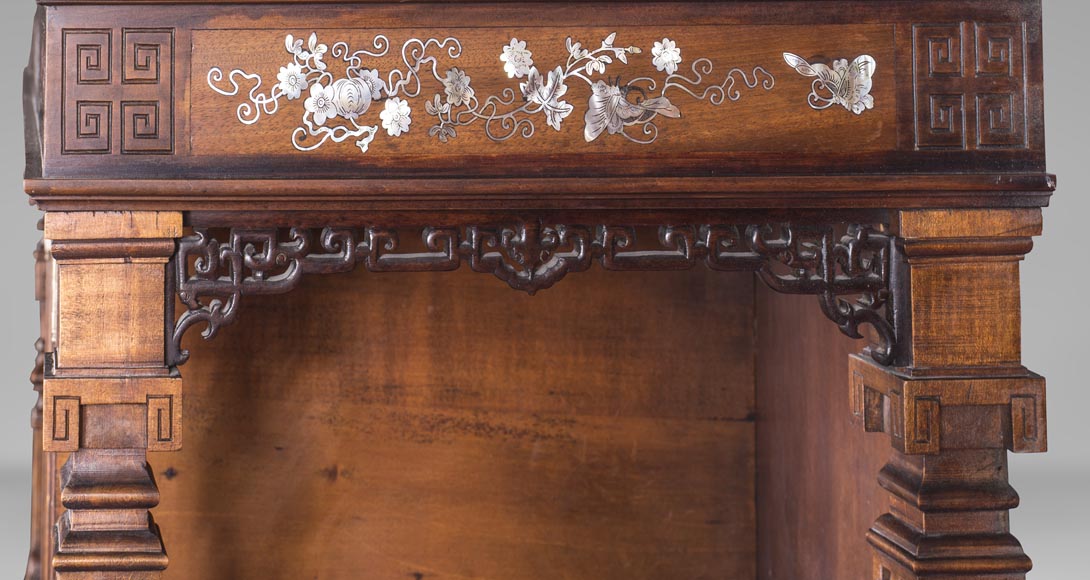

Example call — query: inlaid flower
[276,62,308,100]
[301,32,328,71]
[652,38,682,75]
[584,54,613,76]
[380,97,412,136]
[285,34,305,56]
[500,38,534,79]
[304,83,338,126]
[566,37,588,61]
[442,67,475,107]
[356,68,386,100]
[331,78,373,120]
[520,66,573,132]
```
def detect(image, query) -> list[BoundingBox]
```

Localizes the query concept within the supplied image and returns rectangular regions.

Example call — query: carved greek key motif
[170,223,895,366]
[41,377,183,453]
[49,396,80,448]
[146,394,178,450]
[851,357,1047,455]
[913,22,1027,150]
[62,28,174,155]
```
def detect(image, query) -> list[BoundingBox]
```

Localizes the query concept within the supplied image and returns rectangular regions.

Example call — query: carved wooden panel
[62,27,174,155]
[850,356,1046,455]
[913,22,1027,150]
[42,376,183,453]
[30,1,1049,192]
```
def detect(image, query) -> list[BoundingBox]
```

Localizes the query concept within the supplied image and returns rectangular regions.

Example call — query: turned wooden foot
[854,357,1043,580]
[54,450,167,579]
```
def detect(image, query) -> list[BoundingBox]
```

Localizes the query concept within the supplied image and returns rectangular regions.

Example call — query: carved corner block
[42,377,183,453]
[850,354,1046,455]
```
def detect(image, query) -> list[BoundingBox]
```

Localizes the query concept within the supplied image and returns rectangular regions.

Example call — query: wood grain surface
[27,0,1050,208]
[154,267,757,579]
[755,286,889,580]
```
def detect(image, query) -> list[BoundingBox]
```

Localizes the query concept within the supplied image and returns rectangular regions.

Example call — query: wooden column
[42,212,183,580]
[27,236,53,580]
[855,209,1046,580]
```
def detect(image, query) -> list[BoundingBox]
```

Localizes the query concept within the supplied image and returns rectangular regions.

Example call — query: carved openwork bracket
[169,223,895,366]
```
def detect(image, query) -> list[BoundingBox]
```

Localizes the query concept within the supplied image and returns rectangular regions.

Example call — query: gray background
[0,1,1085,577]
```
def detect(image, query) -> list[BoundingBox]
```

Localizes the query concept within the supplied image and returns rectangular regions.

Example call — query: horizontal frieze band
[28,1,1047,187]
[171,222,896,366]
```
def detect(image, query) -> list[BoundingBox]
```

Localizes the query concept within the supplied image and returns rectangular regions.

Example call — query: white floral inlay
[380,97,412,136]
[652,38,683,75]
[208,31,778,152]
[500,38,534,79]
[442,67,475,107]
[277,62,308,100]
[304,84,338,126]
[356,69,386,100]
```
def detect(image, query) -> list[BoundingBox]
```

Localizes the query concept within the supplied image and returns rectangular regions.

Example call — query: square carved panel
[62,27,175,155]
[122,101,172,153]
[913,22,1027,150]
[65,100,112,154]
[977,92,1025,148]
[918,94,966,150]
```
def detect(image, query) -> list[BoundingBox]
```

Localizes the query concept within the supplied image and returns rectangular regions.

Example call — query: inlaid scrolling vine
[208,31,816,152]
[169,223,895,366]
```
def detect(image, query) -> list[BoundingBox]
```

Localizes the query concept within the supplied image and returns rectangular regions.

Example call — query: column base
[53,450,168,578]
[869,515,1031,579]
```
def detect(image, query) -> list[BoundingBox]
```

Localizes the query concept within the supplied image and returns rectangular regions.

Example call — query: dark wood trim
[26,174,1055,213]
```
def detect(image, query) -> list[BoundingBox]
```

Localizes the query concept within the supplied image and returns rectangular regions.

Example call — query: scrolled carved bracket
[169,222,896,366]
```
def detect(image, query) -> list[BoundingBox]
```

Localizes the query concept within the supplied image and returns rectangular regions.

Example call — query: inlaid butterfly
[783,53,876,115]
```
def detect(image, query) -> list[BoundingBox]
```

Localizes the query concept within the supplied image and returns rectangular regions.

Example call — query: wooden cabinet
[21,1,1053,578]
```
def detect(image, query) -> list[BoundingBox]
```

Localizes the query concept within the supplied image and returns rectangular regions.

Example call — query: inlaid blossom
[213,31,770,155]
[302,33,328,71]
[356,68,386,100]
[276,62,308,100]
[380,97,412,136]
[652,38,682,75]
[304,83,338,126]
[500,38,534,79]
[442,67,475,107]
[584,54,612,76]
[521,66,573,132]
[566,38,588,61]
[285,34,305,56]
